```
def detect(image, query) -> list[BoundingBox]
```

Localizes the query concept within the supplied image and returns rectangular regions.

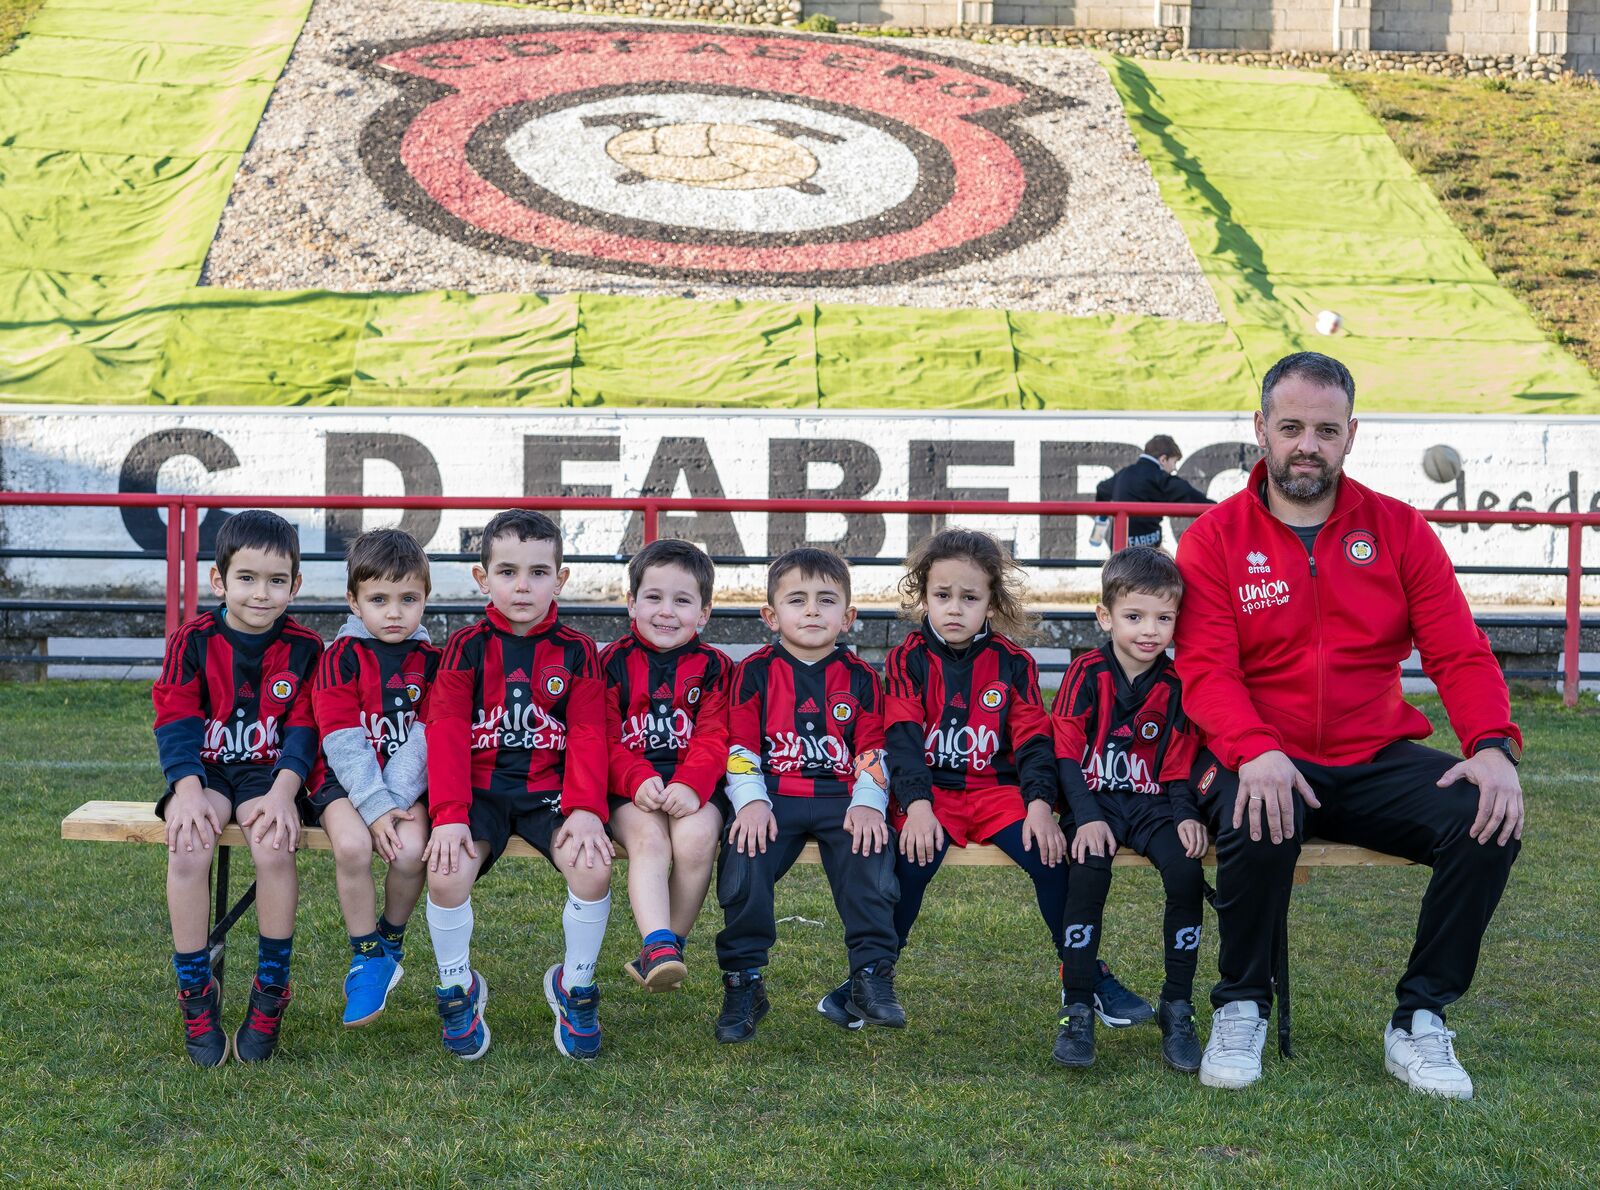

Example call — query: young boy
[601,539,731,991]
[1049,546,1208,1072]
[715,547,902,1043]
[153,509,323,1067]
[309,528,439,1027]
[422,509,613,1061]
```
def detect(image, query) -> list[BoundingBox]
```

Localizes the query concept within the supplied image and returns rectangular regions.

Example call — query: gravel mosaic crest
[202,0,1222,319]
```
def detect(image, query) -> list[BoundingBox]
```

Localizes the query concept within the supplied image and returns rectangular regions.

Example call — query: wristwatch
[1473,736,1522,768]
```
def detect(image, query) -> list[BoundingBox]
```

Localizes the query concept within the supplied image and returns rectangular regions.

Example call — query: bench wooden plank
[60,801,1414,870]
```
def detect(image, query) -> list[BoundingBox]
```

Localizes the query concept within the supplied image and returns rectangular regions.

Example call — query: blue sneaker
[817,977,864,1031]
[343,951,403,1028]
[544,964,601,1060]
[1093,960,1154,1029]
[435,971,490,1060]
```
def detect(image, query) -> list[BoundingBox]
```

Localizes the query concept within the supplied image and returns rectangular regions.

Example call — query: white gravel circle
[502,91,921,233]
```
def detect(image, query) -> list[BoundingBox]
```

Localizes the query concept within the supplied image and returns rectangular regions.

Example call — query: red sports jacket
[426,602,608,827]
[1173,461,1520,769]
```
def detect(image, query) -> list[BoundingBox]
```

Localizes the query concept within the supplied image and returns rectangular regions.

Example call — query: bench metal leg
[206,847,257,982]
[1272,893,1292,1058]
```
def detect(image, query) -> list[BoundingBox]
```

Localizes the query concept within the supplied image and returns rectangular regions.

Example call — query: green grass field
[2,681,1594,1185]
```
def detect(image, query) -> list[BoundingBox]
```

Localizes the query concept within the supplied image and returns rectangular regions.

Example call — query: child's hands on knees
[1071,820,1117,863]
[844,805,888,856]
[729,801,777,857]
[898,800,944,866]
[1021,798,1067,866]
[243,773,302,851]
[555,808,615,869]
[165,777,221,854]
[370,807,415,863]
[659,782,699,818]
[1177,818,1209,860]
[424,822,478,875]
[633,775,666,812]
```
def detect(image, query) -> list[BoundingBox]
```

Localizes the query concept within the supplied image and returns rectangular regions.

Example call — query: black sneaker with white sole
[817,978,864,1030]
[1053,1002,1096,1068]
[847,960,906,1028]
[1093,960,1154,1028]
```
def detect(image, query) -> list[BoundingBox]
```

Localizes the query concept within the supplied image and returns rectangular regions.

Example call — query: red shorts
[890,783,1026,848]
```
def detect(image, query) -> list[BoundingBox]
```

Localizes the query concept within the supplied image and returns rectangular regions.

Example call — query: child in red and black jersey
[601,539,731,992]
[151,510,322,1067]
[864,529,1069,1032]
[714,548,902,1043]
[1050,546,1208,1074]
[309,529,440,1029]
[422,510,613,1062]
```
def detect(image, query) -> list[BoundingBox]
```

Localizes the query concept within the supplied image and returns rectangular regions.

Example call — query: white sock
[561,891,611,990]
[427,896,474,992]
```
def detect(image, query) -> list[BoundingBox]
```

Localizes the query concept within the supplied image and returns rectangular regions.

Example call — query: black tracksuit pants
[715,794,899,975]
[1057,794,1207,1006]
[1194,740,1520,1028]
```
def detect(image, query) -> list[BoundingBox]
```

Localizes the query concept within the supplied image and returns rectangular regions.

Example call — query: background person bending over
[1173,351,1524,1100]
[1091,435,1215,549]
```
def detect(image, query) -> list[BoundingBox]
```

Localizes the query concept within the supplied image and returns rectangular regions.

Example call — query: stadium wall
[4,407,1599,607]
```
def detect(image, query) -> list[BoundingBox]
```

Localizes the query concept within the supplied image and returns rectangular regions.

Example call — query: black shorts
[469,788,564,879]
[303,773,349,824]
[1062,792,1176,858]
[156,762,276,820]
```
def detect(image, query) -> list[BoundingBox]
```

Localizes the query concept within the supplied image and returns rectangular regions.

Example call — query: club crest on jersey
[1136,715,1163,742]
[1343,529,1378,567]
[405,680,423,703]
[830,695,858,724]
[541,666,569,698]
[979,684,1007,711]
[1198,764,1218,796]
[686,684,702,706]
[266,672,297,702]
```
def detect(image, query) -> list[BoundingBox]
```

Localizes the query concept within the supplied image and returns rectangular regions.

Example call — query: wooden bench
[62,800,1413,1055]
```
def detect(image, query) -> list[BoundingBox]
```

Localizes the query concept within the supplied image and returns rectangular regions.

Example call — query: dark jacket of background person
[1096,455,1214,546]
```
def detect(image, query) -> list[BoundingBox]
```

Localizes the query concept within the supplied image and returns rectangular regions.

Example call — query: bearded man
[1172,351,1524,1099]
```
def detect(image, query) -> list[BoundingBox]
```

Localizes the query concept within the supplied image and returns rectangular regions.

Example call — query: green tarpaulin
[0,0,1594,412]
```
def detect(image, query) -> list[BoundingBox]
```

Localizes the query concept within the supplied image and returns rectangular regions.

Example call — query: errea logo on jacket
[1238,578,1290,615]
[1245,550,1271,574]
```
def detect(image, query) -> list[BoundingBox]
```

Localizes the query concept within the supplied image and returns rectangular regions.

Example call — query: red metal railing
[1,491,1595,704]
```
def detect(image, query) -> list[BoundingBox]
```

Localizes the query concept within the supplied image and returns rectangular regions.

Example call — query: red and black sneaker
[626,939,687,992]
[233,980,292,1063]
[177,979,229,1068]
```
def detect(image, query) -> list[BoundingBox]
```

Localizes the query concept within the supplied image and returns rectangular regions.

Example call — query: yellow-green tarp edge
[0,0,1594,412]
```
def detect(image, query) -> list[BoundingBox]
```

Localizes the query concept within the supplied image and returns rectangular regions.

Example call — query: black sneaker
[847,960,906,1028]
[177,979,228,1068]
[1159,997,1202,1073]
[234,980,291,1063]
[715,971,769,1044]
[1093,959,1154,1028]
[817,977,864,1031]
[1053,1002,1096,1068]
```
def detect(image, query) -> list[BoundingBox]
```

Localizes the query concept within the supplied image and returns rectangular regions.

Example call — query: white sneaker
[1199,1000,1268,1089]
[1384,1010,1474,1100]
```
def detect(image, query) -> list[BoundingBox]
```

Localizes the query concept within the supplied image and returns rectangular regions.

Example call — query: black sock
[1060,857,1113,1005]
[350,930,384,958]
[257,934,293,990]
[377,914,406,950]
[172,947,210,993]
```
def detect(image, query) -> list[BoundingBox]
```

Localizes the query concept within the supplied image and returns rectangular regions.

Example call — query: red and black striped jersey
[1049,644,1199,826]
[152,608,323,787]
[729,643,885,798]
[312,634,442,766]
[426,602,608,827]
[884,621,1057,806]
[600,628,733,805]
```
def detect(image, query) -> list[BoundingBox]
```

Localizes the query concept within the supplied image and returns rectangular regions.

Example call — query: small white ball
[1315,310,1343,335]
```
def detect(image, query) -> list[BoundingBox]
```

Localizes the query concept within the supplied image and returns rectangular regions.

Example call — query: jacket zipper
[1308,546,1323,758]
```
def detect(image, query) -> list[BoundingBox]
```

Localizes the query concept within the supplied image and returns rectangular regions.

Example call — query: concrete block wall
[1370,0,1530,54]
[1571,0,1600,70]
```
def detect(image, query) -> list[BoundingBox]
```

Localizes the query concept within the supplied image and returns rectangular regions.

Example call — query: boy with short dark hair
[714,547,902,1043]
[310,528,440,1027]
[423,509,614,1061]
[602,538,732,991]
[153,509,323,1067]
[1050,546,1207,1073]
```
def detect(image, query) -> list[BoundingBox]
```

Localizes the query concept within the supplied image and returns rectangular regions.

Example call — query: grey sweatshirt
[321,614,431,826]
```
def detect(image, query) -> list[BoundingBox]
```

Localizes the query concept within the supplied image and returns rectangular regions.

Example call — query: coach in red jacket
[1174,351,1524,1100]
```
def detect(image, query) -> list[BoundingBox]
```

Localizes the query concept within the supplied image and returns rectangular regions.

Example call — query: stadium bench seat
[62,800,1412,1055]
